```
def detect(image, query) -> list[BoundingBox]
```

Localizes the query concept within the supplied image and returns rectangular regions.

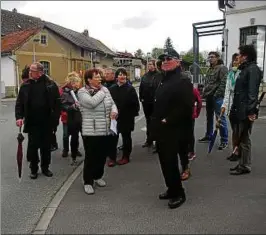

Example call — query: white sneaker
[84,185,94,194]
[94,179,106,187]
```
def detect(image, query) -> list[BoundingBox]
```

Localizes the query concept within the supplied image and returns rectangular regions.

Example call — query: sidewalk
[45,114,266,234]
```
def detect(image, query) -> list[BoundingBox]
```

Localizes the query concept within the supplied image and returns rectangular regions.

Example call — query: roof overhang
[192,19,225,37]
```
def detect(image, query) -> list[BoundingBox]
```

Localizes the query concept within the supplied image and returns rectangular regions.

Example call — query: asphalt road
[46,108,266,234]
[0,101,84,234]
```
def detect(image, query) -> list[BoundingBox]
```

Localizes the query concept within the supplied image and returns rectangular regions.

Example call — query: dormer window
[40,34,47,45]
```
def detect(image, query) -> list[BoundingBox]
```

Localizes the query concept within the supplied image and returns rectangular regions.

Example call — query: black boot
[42,169,53,177]
[30,172,38,179]
[168,195,186,209]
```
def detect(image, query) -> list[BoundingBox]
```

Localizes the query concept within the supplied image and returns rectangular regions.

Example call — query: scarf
[85,84,101,96]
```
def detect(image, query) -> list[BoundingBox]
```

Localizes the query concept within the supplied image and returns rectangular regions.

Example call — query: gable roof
[1,9,116,57]
[1,28,40,54]
[1,9,44,35]
[44,21,116,56]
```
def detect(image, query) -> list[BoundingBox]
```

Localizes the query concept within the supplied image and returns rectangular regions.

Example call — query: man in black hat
[151,49,193,209]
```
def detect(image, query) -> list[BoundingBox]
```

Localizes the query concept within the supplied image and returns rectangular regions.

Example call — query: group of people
[15,43,262,210]
[200,45,262,175]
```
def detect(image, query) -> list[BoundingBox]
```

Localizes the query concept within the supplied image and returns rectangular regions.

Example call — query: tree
[151,47,164,59]
[182,49,205,65]
[134,49,144,58]
[164,37,174,50]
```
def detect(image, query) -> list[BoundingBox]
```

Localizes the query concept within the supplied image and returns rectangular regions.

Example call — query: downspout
[8,54,20,96]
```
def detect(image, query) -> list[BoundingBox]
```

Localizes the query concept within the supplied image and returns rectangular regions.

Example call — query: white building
[1,55,18,97]
[225,0,266,82]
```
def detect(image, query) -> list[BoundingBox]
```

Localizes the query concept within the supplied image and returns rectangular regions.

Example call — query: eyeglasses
[162,56,174,61]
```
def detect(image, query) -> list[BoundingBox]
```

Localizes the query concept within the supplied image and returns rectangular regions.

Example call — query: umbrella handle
[19,126,22,133]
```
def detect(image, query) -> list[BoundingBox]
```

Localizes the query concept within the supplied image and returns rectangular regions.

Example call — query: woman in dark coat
[108,68,140,166]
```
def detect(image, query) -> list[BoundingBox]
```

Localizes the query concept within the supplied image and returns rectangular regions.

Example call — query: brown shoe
[117,158,130,165]
[181,168,191,181]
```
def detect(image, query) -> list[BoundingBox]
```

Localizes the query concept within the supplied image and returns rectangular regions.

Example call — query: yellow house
[1,9,116,97]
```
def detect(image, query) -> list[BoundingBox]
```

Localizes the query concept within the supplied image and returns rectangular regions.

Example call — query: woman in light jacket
[78,68,118,195]
[221,53,241,161]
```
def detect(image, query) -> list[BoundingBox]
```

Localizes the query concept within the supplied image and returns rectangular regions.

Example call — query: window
[240,26,266,72]
[40,35,47,45]
[40,61,50,76]
[84,63,89,70]
[81,48,84,57]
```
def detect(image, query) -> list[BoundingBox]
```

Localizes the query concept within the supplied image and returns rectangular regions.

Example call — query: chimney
[12,8,18,13]
[82,29,89,37]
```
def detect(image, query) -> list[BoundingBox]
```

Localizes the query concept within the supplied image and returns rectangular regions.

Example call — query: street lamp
[33,38,40,62]
[91,51,97,68]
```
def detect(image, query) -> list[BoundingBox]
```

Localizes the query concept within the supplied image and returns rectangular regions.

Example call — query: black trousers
[109,131,132,161]
[188,119,195,153]
[178,138,189,171]
[27,126,51,173]
[63,123,80,158]
[51,127,58,148]
[142,102,154,145]
[82,136,109,185]
[157,138,185,198]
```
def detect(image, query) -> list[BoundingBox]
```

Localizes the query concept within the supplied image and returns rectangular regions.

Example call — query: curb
[31,163,83,234]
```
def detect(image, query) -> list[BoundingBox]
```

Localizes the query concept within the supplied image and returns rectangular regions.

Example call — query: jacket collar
[238,61,256,70]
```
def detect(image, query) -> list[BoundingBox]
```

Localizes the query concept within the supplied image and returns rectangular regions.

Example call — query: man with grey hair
[103,67,117,88]
[15,62,61,179]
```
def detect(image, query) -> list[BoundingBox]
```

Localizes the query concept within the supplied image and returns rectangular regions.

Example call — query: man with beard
[15,62,60,179]
[151,49,193,209]
[139,60,160,148]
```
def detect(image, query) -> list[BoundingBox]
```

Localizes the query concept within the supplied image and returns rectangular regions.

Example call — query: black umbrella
[17,126,24,181]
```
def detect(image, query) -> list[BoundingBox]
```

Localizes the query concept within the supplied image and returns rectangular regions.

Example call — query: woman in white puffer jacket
[78,68,118,195]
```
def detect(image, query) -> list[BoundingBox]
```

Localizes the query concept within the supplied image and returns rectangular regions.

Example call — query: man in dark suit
[151,49,193,209]
[15,62,60,179]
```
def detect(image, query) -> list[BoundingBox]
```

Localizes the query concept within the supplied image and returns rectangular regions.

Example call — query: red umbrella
[17,126,24,181]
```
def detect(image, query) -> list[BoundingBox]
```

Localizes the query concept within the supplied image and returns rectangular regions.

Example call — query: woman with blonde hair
[78,68,118,195]
[60,71,82,165]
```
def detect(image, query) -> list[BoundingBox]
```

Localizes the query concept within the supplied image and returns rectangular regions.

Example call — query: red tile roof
[1,28,40,54]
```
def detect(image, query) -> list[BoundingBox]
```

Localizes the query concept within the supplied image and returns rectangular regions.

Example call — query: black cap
[158,48,180,60]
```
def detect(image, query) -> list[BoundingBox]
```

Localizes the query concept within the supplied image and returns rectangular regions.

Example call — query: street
[0,101,85,234]
[1,101,266,234]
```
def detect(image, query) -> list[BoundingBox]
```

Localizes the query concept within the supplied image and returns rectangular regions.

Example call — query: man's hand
[110,112,118,120]
[248,114,256,122]
[161,119,167,123]
[16,119,24,127]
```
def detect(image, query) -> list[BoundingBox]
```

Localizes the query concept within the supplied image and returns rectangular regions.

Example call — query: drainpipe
[8,55,20,95]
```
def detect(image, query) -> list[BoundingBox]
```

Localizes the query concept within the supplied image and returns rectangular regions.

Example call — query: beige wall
[15,28,114,86]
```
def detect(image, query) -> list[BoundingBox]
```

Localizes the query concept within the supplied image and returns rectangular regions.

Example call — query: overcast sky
[2,1,224,54]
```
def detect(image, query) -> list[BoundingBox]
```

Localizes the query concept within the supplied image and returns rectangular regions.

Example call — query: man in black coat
[15,62,61,179]
[139,61,161,148]
[151,49,193,209]
[103,67,117,88]
[229,45,262,175]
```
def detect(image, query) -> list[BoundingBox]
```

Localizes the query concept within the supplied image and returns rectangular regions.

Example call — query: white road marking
[259,116,266,119]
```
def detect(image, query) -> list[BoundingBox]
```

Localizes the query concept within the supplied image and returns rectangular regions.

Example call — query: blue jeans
[205,96,228,143]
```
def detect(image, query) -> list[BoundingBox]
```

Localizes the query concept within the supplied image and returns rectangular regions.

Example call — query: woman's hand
[110,112,118,120]
[221,107,225,115]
